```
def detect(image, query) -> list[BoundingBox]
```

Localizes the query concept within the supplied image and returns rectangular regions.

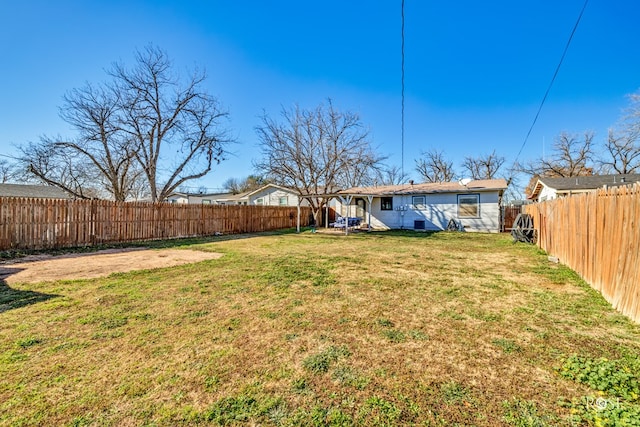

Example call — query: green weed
[441,381,473,405]
[492,338,521,354]
[332,366,370,390]
[358,396,402,425]
[303,345,351,375]
[16,337,43,348]
[377,318,395,328]
[199,393,283,425]
[559,354,639,401]
[382,329,406,343]
[407,330,429,340]
[558,354,640,426]
[502,398,556,426]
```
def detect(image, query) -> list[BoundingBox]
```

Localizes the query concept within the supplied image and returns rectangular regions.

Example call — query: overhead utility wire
[401,0,405,178]
[512,0,589,167]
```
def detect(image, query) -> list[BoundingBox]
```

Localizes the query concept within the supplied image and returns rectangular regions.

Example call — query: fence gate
[501,205,522,232]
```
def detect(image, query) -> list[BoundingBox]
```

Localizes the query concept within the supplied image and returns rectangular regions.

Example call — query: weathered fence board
[501,205,522,231]
[525,184,640,323]
[0,198,310,251]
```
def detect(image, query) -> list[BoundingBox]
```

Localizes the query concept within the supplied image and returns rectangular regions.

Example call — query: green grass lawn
[1,231,639,426]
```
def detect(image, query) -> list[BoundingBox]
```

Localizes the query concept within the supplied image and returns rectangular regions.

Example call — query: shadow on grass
[315,229,447,239]
[0,268,59,313]
[0,229,301,260]
[0,228,457,262]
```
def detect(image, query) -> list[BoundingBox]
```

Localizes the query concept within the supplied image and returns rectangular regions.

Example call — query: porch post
[296,197,301,233]
[366,195,374,231]
[325,199,329,229]
[337,195,353,236]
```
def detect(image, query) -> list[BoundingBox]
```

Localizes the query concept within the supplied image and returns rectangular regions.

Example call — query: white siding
[167,195,189,204]
[538,185,557,202]
[336,191,501,233]
[247,187,306,206]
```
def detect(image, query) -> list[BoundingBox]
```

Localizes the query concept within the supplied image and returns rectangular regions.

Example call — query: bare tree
[519,131,595,178]
[0,158,19,183]
[255,100,385,223]
[222,175,269,194]
[462,150,505,180]
[21,137,103,198]
[501,171,524,203]
[374,164,409,186]
[112,46,231,201]
[601,129,640,174]
[600,92,640,174]
[222,177,242,194]
[19,45,231,201]
[415,149,456,183]
[22,83,141,200]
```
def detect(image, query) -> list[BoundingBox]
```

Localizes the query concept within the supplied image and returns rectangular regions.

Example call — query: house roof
[243,183,299,198]
[338,179,508,196]
[528,174,640,199]
[216,190,252,202]
[167,191,232,198]
[0,183,73,199]
[216,184,301,202]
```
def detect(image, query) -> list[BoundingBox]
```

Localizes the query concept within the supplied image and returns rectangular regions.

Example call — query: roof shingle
[338,179,508,196]
[538,174,640,191]
[0,184,73,199]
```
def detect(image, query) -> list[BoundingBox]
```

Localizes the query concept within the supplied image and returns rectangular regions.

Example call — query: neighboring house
[333,179,508,233]
[174,192,235,204]
[0,183,73,199]
[165,192,190,204]
[527,174,640,202]
[166,184,307,206]
[165,192,236,204]
[215,184,308,207]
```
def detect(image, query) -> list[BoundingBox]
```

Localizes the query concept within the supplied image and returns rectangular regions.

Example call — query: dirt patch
[0,248,223,285]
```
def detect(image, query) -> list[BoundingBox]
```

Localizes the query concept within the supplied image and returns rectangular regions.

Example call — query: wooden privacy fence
[0,197,312,251]
[501,205,522,231]
[525,184,640,323]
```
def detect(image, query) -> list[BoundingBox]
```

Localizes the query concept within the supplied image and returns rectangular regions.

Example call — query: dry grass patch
[1,230,639,426]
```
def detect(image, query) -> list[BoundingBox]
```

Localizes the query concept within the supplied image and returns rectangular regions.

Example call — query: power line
[513,0,589,167]
[401,0,405,178]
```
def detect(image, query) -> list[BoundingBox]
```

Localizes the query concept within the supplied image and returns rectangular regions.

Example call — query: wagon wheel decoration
[510,213,537,244]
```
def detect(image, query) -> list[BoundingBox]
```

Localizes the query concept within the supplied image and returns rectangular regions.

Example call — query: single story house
[0,183,73,199]
[218,184,309,207]
[166,184,308,207]
[333,179,508,233]
[165,191,232,204]
[527,174,640,202]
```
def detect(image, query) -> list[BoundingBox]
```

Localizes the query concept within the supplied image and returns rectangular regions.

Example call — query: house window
[255,198,264,205]
[414,220,426,230]
[381,197,393,210]
[202,199,211,205]
[279,196,288,206]
[412,196,426,209]
[458,194,480,218]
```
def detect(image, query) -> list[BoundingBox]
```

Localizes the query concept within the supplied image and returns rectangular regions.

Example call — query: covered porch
[295,192,377,235]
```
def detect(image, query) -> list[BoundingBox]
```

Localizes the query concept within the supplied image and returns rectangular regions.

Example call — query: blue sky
[1,1,639,193]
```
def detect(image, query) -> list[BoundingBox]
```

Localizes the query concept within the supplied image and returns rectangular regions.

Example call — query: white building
[166,184,308,207]
[528,174,640,202]
[333,179,508,233]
